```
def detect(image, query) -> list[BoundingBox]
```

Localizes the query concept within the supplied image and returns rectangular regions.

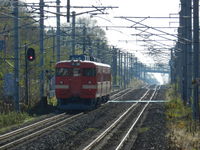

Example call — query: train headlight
[59,81,64,84]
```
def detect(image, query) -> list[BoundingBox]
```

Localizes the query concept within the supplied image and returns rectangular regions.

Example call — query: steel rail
[0,113,83,150]
[110,88,132,100]
[115,85,160,150]
[112,89,138,101]
[0,113,66,140]
[82,88,151,150]
[1,88,137,142]
[0,87,149,150]
[110,85,149,101]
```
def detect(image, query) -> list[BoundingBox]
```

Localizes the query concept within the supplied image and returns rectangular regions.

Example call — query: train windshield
[56,68,96,77]
[82,68,96,77]
[56,68,71,76]
[73,68,81,76]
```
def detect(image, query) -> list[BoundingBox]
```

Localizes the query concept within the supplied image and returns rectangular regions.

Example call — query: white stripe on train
[55,85,69,89]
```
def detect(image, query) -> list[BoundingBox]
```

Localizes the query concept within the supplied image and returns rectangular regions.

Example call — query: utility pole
[96,40,101,59]
[56,0,61,61]
[24,44,28,105]
[120,52,123,88]
[82,25,86,54]
[119,51,123,87]
[136,58,138,78]
[139,63,142,79]
[67,0,70,23]
[186,0,192,103]
[123,53,126,88]
[52,27,56,65]
[39,0,45,102]
[193,0,200,120]
[180,0,187,104]
[126,53,129,86]
[88,36,92,56]
[170,48,174,84]
[112,47,117,85]
[176,22,183,94]
[118,50,121,86]
[144,65,146,82]
[13,0,20,111]
[174,6,185,95]
[131,54,134,79]
[72,11,76,55]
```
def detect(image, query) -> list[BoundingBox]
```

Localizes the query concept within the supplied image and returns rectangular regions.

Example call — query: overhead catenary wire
[1,1,166,96]
[115,16,191,43]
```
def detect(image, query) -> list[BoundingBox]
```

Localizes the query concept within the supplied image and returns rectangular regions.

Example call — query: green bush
[165,85,200,150]
[48,97,57,106]
[165,85,192,125]
[0,112,31,129]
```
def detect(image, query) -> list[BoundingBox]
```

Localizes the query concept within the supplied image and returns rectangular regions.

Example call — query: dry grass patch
[166,85,200,150]
[169,126,200,150]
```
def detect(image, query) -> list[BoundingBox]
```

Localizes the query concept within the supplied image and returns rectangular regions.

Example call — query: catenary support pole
[181,0,188,104]
[39,0,45,102]
[112,47,117,85]
[170,48,173,84]
[24,44,29,105]
[186,0,192,103]
[13,0,20,111]
[118,49,121,86]
[193,0,200,120]
[82,26,86,54]
[135,58,138,78]
[119,51,123,87]
[72,11,76,55]
[56,0,61,61]
[124,53,126,88]
[52,28,56,63]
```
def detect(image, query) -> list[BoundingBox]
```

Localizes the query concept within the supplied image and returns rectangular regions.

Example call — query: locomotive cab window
[73,68,81,76]
[83,68,96,76]
[56,68,71,76]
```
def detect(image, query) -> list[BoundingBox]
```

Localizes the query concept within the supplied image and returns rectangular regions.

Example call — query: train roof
[56,60,111,68]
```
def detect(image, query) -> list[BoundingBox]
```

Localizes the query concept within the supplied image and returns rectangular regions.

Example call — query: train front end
[55,60,98,110]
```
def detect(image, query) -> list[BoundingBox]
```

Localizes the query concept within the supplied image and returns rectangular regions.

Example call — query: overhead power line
[115,16,191,43]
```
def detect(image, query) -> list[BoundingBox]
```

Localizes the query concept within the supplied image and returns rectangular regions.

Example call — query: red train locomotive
[55,55,111,110]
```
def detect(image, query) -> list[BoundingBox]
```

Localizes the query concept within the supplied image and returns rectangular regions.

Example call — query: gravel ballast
[131,103,171,150]
[9,86,178,150]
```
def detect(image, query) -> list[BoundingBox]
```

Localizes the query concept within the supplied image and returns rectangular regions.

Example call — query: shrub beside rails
[55,55,111,110]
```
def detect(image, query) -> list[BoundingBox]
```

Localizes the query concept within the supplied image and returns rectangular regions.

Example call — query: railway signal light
[27,48,35,61]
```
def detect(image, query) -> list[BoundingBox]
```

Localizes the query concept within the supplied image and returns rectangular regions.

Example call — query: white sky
[23,0,180,84]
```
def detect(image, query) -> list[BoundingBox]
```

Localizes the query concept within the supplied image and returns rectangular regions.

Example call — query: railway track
[110,85,149,101]
[110,88,132,100]
[0,88,139,149]
[0,113,83,150]
[115,85,160,150]
[82,85,160,150]
[0,86,150,150]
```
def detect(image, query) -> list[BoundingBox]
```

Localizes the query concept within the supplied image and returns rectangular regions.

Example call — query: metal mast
[39,0,45,102]
[193,0,200,120]
[13,0,20,111]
